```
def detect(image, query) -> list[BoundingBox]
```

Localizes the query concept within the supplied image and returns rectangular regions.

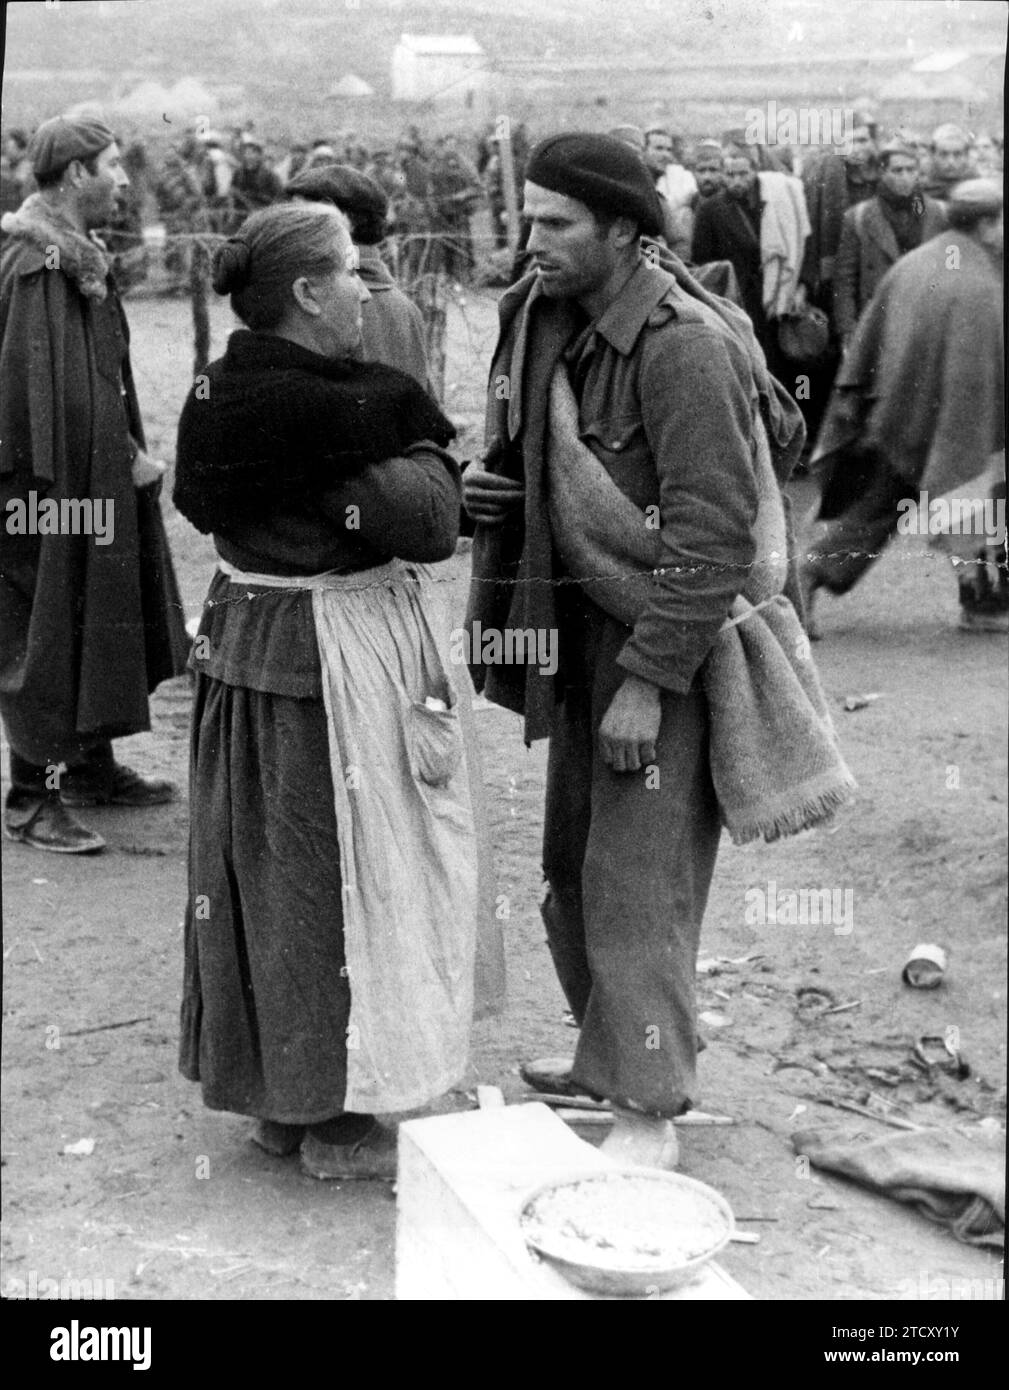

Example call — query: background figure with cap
[428,136,483,284]
[691,138,726,204]
[286,162,430,391]
[194,131,238,235]
[832,137,946,353]
[923,124,978,206]
[690,139,812,381]
[796,111,879,451]
[643,125,697,259]
[609,127,741,306]
[800,110,879,309]
[463,131,805,1169]
[0,114,188,855]
[154,135,209,295]
[391,134,434,286]
[609,124,689,260]
[229,134,283,224]
[805,178,1004,636]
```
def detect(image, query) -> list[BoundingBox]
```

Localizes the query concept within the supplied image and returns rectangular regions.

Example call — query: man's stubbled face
[723,155,755,200]
[694,153,724,198]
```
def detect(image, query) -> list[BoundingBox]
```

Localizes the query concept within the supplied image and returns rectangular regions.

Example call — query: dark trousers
[7,740,113,803]
[809,461,909,595]
[541,596,722,1118]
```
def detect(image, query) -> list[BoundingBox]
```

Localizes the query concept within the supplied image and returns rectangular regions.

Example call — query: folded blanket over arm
[546,364,855,843]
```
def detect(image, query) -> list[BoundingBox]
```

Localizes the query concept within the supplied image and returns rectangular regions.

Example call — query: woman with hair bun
[173,201,501,1180]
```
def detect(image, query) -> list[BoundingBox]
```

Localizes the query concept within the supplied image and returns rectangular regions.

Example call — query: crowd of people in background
[1,111,1001,294]
[2,106,1003,632]
[1,118,535,290]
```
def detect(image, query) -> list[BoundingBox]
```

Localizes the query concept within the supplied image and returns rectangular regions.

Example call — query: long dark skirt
[179,673,351,1123]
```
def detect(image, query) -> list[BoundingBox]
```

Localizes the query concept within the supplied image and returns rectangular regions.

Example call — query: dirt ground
[2,289,1005,1303]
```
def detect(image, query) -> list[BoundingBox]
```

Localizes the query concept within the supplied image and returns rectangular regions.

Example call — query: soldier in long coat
[1,115,188,854]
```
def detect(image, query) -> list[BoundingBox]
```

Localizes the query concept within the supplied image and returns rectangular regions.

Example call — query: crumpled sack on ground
[792,1124,1005,1247]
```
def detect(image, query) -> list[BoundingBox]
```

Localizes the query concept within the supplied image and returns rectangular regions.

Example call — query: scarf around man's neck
[0,192,110,300]
[876,181,926,253]
[173,329,456,536]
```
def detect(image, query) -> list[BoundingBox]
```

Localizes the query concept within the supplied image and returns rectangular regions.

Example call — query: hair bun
[212,238,252,294]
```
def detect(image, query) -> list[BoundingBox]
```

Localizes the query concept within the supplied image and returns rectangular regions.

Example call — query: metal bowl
[520,1167,734,1298]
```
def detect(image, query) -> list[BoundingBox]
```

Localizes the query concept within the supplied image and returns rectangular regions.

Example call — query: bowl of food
[519,1167,734,1297]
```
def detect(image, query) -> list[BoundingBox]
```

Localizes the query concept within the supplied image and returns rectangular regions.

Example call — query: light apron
[218,557,492,1113]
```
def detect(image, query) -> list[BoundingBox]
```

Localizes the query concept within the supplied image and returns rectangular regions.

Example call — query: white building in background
[390,34,491,117]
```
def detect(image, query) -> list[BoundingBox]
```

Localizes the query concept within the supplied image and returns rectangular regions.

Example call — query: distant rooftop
[912,50,970,74]
[329,73,375,98]
[396,34,484,56]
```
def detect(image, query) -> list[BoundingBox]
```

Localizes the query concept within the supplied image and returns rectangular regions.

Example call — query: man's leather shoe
[61,762,176,808]
[520,1056,582,1097]
[4,796,105,854]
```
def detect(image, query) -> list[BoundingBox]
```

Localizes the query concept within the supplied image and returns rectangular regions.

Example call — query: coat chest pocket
[579,414,657,510]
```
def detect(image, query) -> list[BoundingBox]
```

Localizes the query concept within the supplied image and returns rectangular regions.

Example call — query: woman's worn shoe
[300,1122,397,1182]
[4,796,105,854]
[251,1120,306,1156]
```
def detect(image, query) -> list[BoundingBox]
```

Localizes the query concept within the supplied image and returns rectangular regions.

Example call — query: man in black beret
[286,162,429,388]
[0,114,188,853]
[463,132,804,1167]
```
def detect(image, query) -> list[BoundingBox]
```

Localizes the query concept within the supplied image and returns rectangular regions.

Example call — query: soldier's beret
[947,178,1002,218]
[29,114,116,180]
[285,162,388,226]
[525,132,664,237]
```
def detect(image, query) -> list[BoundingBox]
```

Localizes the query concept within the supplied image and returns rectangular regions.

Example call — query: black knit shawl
[173,329,456,535]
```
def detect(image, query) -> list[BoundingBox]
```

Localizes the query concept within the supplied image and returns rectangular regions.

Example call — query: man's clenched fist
[462,464,525,525]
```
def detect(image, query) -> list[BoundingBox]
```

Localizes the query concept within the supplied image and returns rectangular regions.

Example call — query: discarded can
[901,943,947,989]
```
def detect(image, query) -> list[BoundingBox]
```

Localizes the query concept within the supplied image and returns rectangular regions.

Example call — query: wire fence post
[189,235,212,377]
[402,232,450,404]
[411,261,449,404]
[498,115,520,258]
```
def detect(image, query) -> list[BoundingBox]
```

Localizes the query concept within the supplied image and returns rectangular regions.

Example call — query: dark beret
[525,132,664,237]
[947,177,1002,218]
[286,162,388,225]
[29,114,116,180]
